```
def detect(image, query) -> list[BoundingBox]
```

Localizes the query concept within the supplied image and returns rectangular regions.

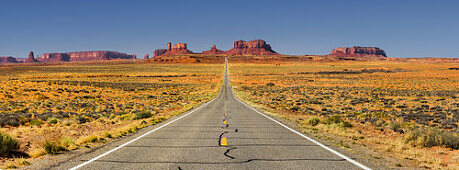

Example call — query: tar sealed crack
[224,147,236,159]
[218,131,237,159]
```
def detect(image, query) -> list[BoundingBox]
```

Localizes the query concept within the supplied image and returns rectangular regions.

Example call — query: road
[54,59,371,169]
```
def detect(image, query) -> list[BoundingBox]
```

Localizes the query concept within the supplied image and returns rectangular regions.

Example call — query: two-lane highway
[54,59,370,169]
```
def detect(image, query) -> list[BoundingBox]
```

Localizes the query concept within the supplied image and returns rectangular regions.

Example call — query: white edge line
[231,92,372,170]
[70,93,221,170]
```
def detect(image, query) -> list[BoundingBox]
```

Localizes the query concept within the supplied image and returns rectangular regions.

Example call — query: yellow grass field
[0,62,223,168]
[229,60,458,169]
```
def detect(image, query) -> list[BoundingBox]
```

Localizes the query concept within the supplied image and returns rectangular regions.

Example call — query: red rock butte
[154,42,194,57]
[39,51,136,62]
[0,56,19,63]
[225,40,277,55]
[153,39,278,57]
[202,44,225,55]
[330,46,387,57]
[26,51,39,63]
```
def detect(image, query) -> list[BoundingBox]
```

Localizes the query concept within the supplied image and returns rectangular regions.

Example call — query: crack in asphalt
[91,158,347,164]
[218,132,228,146]
[219,122,237,160]
[223,147,236,159]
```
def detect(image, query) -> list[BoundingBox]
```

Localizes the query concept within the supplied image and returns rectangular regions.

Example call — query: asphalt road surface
[55,59,371,170]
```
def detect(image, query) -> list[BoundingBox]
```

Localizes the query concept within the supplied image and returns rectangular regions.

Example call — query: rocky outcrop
[153,42,194,57]
[25,51,39,63]
[331,46,387,57]
[0,56,19,63]
[225,39,277,55]
[38,51,136,62]
[154,49,167,57]
[144,54,149,59]
[202,44,225,55]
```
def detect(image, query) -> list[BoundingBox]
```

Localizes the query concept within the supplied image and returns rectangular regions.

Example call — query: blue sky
[1,0,458,58]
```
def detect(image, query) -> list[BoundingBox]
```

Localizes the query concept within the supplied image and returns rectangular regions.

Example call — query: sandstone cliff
[225,39,277,55]
[39,51,136,62]
[0,56,19,63]
[153,42,194,57]
[331,46,387,57]
[154,49,167,57]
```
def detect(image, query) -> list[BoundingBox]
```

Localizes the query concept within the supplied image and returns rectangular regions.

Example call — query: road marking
[223,120,227,124]
[221,137,227,146]
[70,95,220,170]
[232,93,371,170]
[70,60,232,170]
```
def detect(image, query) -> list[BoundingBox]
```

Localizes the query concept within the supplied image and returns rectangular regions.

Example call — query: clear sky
[1,0,458,58]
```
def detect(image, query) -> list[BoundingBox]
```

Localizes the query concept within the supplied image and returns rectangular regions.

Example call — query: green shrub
[323,116,342,125]
[152,117,166,124]
[29,119,43,126]
[47,117,59,124]
[0,132,20,156]
[307,117,320,126]
[60,137,76,150]
[43,140,66,154]
[77,116,89,124]
[338,121,353,128]
[104,132,113,138]
[86,135,99,143]
[403,127,459,149]
[389,121,402,132]
[135,110,153,120]
[81,135,106,144]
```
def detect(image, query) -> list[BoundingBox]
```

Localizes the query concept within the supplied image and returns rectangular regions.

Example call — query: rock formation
[154,49,167,57]
[144,54,149,59]
[39,51,136,62]
[167,42,172,51]
[153,42,194,57]
[25,51,39,63]
[202,44,225,55]
[330,46,387,57]
[225,39,277,55]
[0,56,19,63]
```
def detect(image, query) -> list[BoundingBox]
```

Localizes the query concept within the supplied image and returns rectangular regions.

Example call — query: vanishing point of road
[53,59,372,170]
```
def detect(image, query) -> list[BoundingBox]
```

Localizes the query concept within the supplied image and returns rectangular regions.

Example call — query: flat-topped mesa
[153,42,194,57]
[38,51,136,62]
[225,39,277,55]
[202,44,225,55]
[0,56,19,63]
[331,46,387,57]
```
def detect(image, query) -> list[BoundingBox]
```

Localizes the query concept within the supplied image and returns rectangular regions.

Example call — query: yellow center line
[221,137,227,146]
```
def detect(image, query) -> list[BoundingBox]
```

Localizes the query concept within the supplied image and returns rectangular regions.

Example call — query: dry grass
[0,62,223,168]
[230,60,458,169]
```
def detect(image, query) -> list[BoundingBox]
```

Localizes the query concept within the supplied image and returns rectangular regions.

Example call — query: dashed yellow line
[221,137,227,146]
